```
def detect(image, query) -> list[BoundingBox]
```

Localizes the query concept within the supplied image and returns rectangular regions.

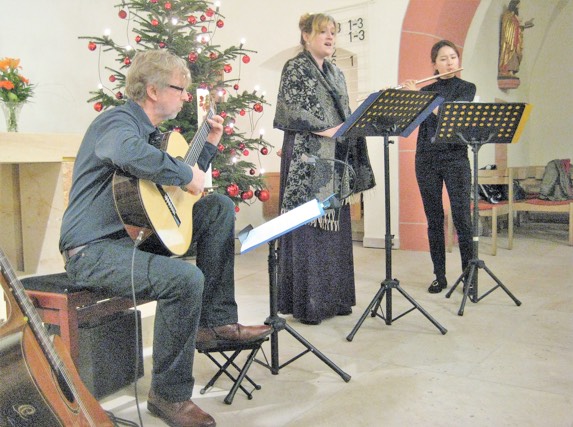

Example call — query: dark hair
[430,40,461,74]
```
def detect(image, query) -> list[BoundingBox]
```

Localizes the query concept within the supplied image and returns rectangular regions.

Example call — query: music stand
[238,199,351,382]
[333,89,448,340]
[435,102,531,315]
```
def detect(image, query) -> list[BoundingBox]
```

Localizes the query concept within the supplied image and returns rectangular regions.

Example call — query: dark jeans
[65,193,237,402]
[415,152,472,281]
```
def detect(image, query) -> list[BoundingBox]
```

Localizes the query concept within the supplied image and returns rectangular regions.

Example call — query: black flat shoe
[428,279,447,294]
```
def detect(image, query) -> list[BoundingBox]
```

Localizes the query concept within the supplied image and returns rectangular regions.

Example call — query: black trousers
[415,151,473,281]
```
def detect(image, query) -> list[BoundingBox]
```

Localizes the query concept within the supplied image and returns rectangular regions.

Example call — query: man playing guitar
[59,49,271,427]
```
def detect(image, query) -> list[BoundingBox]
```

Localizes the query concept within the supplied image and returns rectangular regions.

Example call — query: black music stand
[436,102,531,315]
[238,199,351,382]
[333,89,448,340]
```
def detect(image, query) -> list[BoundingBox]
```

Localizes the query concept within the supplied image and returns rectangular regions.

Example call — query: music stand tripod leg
[347,134,447,340]
[443,138,521,315]
[259,240,351,382]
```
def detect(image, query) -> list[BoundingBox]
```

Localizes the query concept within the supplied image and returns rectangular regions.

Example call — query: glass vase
[1,101,25,132]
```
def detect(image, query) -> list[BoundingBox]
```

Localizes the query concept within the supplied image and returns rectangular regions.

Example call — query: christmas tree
[81,0,272,211]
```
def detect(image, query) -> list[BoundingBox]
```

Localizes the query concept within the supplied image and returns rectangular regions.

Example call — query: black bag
[477,165,506,204]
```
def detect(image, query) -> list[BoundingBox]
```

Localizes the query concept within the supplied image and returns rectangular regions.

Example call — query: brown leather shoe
[196,323,272,348]
[148,390,216,427]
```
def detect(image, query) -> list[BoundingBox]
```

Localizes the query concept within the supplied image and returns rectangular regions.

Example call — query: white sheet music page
[239,199,325,254]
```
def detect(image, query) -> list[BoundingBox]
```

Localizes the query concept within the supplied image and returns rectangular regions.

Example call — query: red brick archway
[398,0,480,251]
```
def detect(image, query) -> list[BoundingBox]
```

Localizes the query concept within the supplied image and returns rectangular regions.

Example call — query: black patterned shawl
[273,50,375,230]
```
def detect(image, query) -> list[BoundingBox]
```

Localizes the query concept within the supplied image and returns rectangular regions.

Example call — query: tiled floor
[99,222,573,427]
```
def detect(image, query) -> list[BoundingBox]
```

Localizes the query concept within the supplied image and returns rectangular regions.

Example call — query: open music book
[238,198,325,254]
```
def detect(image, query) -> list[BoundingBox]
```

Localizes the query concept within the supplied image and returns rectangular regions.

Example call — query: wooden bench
[447,168,514,256]
[510,166,573,245]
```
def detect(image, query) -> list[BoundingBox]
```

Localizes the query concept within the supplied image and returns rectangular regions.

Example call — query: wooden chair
[447,168,514,256]
[21,272,145,368]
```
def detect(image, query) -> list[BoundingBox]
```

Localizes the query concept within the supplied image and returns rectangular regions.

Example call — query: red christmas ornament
[209,52,217,60]
[242,55,251,64]
[233,84,240,91]
[88,41,97,51]
[118,10,127,19]
[158,42,166,48]
[124,57,131,66]
[164,2,172,10]
[258,189,270,202]
[223,64,232,73]
[238,143,245,150]
[249,168,256,175]
[201,26,208,33]
[188,52,198,63]
[239,109,246,116]
[187,16,197,25]
[173,127,182,133]
[150,0,158,3]
[219,111,227,118]
[200,14,206,21]
[205,8,215,17]
[212,169,220,179]
[224,126,233,135]
[241,190,254,200]
[226,184,240,198]
[115,91,123,100]
[260,147,269,155]
[230,149,236,156]
[253,103,263,113]
[109,75,116,82]
[216,19,224,28]
[94,102,103,112]
[135,35,142,43]
[151,19,159,26]
[217,143,225,152]
[242,149,249,156]
[234,205,240,213]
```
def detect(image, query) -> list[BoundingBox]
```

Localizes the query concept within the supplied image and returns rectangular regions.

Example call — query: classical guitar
[113,109,214,256]
[0,248,113,427]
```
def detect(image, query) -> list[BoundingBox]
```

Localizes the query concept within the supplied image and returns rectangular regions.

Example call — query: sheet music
[239,199,325,254]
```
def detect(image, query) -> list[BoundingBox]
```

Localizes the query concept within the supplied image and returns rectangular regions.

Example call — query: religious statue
[498,0,534,89]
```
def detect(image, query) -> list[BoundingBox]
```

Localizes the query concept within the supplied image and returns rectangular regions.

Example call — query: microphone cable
[301,153,357,204]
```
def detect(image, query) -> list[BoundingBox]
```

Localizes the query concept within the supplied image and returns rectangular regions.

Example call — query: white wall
[2,0,571,242]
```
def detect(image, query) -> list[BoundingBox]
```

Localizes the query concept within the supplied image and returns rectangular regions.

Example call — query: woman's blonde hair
[125,50,191,102]
[298,13,336,49]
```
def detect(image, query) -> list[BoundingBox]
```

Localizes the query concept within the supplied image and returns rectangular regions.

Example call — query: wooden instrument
[113,108,214,256]
[0,248,113,426]
[394,67,464,89]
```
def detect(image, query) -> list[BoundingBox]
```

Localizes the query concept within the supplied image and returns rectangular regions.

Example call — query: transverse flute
[394,67,464,89]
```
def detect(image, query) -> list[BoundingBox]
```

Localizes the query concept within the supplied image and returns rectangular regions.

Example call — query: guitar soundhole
[56,369,75,403]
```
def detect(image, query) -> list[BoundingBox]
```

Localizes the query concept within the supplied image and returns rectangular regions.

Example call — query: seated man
[59,49,271,427]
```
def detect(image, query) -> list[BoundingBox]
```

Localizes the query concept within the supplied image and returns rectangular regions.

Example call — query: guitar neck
[184,108,215,168]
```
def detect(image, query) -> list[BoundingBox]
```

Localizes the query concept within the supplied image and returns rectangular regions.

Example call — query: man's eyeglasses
[167,84,187,95]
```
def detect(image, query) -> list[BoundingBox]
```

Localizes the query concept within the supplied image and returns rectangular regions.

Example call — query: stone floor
[99,222,573,427]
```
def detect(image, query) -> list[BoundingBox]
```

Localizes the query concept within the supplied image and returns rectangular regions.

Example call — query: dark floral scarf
[274,50,375,230]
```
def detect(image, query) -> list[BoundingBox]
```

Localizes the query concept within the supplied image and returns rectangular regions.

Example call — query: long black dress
[273,51,375,324]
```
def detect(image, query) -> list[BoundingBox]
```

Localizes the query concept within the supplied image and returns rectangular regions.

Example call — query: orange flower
[0,57,34,102]
[0,58,20,72]
[0,80,15,90]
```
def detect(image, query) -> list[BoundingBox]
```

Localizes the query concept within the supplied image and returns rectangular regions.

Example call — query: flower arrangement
[0,57,35,103]
[0,57,34,131]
